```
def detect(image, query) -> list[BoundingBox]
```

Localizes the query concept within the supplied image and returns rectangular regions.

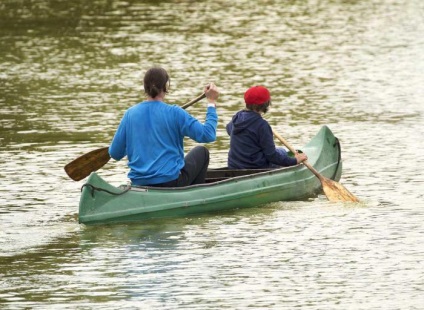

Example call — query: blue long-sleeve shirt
[109,100,217,185]
[226,110,297,169]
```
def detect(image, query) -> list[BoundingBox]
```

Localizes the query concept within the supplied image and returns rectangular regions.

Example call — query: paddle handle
[272,129,323,180]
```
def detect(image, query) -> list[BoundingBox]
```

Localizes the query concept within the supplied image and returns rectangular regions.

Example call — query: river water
[1,0,423,309]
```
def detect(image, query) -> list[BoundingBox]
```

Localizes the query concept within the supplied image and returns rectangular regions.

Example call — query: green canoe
[79,125,342,225]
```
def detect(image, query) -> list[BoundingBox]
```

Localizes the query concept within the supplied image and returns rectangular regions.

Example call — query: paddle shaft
[272,129,324,181]
[65,93,207,181]
[272,128,359,202]
[181,93,206,109]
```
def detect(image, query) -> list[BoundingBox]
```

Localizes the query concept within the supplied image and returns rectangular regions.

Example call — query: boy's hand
[295,152,308,164]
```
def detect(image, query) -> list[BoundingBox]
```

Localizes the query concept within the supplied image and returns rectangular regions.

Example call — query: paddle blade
[64,147,111,181]
[321,178,360,203]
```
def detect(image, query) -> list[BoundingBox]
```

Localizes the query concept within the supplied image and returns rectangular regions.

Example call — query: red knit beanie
[244,86,271,105]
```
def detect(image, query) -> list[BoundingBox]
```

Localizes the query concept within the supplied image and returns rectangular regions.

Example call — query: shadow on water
[0,200,311,260]
[0,199,378,306]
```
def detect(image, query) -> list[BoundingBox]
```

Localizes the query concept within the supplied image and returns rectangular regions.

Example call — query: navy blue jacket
[226,110,297,169]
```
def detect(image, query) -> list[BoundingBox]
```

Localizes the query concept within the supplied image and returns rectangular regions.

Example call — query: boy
[226,86,307,169]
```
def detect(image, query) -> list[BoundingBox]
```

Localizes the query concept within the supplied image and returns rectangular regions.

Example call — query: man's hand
[204,83,219,104]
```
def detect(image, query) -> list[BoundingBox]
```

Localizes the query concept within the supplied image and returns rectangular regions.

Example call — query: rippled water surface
[1,0,423,309]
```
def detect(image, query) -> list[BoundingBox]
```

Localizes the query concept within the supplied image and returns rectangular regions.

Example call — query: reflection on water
[1,0,423,308]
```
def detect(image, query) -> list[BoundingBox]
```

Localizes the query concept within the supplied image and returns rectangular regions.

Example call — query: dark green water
[1,0,423,308]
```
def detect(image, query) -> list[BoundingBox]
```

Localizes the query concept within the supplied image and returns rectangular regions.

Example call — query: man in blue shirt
[226,86,307,169]
[109,67,219,187]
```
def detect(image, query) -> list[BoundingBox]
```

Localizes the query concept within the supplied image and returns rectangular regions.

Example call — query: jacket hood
[230,110,263,134]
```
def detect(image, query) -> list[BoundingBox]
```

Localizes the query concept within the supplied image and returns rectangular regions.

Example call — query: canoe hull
[78,126,342,225]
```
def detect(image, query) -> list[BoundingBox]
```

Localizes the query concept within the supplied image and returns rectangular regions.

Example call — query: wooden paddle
[272,129,360,202]
[64,93,207,181]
